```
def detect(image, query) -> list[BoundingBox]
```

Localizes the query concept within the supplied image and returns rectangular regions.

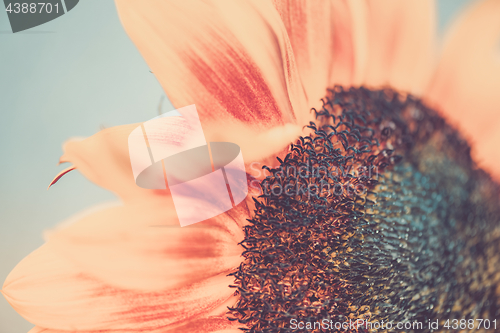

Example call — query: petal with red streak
[3,243,236,331]
[272,0,334,109]
[28,313,242,333]
[115,0,308,147]
[39,197,247,292]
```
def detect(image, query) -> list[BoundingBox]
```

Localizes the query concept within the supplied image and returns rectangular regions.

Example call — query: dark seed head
[229,86,500,333]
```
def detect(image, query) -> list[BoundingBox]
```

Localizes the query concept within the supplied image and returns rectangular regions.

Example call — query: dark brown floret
[228,86,500,332]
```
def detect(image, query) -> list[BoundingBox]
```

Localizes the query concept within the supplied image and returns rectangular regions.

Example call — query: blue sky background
[0,0,473,331]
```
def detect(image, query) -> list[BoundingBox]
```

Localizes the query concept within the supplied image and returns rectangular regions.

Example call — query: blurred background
[0,0,474,331]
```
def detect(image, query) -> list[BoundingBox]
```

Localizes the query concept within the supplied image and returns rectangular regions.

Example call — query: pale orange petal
[3,244,235,331]
[341,0,369,86]
[40,196,247,292]
[28,316,242,333]
[425,0,500,179]
[58,122,302,207]
[324,0,364,88]
[28,328,49,333]
[115,0,308,160]
[55,124,159,203]
[363,0,436,94]
[164,315,243,333]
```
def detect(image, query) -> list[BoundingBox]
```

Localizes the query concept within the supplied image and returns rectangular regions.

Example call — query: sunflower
[2,0,500,332]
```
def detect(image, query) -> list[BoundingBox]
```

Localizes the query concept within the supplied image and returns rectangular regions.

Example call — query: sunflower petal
[363,0,436,94]
[425,0,500,178]
[340,0,369,86]
[57,124,160,203]
[272,0,334,108]
[39,197,246,292]
[3,244,235,331]
[60,122,302,209]
[271,0,374,101]
[28,316,242,333]
[164,315,243,333]
[115,0,308,151]
[62,0,318,198]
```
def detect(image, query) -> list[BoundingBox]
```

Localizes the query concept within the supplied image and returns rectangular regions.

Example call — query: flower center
[229,86,500,332]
